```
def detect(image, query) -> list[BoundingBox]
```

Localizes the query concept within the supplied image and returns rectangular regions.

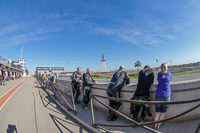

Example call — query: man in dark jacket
[130,65,154,123]
[82,68,97,109]
[71,67,82,104]
[107,66,130,121]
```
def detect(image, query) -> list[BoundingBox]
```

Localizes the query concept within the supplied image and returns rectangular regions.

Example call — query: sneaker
[114,114,118,119]
[82,103,86,108]
[111,117,116,121]
[154,126,160,130]
[84,106,89,110]
[107,117,112,121]
[140,120,144,123]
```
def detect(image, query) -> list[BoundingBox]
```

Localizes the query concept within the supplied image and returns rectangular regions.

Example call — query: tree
[25,68,29,75]
[135,61,141,72]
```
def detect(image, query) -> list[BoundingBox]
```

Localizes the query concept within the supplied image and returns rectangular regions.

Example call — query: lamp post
[67,61,69,74]
[156,59,158,68]
[170,60,172,66]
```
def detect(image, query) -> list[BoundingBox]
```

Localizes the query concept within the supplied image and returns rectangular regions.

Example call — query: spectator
[107,66,130,121]
[50,72,54,83]
[54,72,58,83]
[130,65,154,123]
[71,67,82,104]
[82,68,97,109]
[154,63,172,130]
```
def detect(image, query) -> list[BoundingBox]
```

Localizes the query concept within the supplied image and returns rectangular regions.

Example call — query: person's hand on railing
[94,80,98,84]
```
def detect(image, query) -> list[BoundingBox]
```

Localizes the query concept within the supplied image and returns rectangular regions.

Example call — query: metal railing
[36,76,200,133]
[89,93,200,133]
[37,76,77,114]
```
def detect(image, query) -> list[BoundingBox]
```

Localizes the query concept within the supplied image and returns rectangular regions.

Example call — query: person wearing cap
[130,65,154,123]
[107,66,130,121]
[71,67,82,104]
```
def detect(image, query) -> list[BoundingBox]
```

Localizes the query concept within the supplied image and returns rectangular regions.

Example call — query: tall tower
[101,53,106,72]
[19,45,26,77]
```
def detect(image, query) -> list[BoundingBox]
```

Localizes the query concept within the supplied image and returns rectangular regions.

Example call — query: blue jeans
[155,96,170,113]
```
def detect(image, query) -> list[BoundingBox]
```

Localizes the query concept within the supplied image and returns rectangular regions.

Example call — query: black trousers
[132,104,146,121]
[71,83,81,102]
[131,96,152,122]
[107,89,121,119]
[83,88,91,105]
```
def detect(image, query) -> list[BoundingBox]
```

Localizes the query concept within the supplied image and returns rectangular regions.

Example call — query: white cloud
[0,10,181,49]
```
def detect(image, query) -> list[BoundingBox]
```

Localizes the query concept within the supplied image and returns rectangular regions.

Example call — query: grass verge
[93,69,200,79]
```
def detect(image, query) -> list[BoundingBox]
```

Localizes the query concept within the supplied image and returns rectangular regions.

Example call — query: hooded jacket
[134,68,154,97]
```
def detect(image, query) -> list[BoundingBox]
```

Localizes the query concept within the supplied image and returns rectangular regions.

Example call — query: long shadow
[49,113,87,133]
[7,124,18,133]
[36,80,91,133]
[49,113,74,133]
[38,89,63,115]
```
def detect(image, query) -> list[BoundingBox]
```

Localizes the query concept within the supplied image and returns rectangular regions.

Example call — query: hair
[119,66,124,70]
[161,63,168,73]
[77,67,81,70]
[144,65,150,69]
[87,68,91,72]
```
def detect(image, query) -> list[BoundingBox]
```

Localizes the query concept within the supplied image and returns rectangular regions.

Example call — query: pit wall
[60,80,200,121]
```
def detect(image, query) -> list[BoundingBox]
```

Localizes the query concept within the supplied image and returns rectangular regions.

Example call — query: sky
[0,0,200,73]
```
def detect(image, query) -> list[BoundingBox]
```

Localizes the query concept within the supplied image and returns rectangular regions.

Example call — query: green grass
[171,70,200,76]
[93,76,112,79]
[92,69,200,79]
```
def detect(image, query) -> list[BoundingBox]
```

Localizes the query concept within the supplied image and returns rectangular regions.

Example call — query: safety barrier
[37,77,200,133]
[89,93,200,133]
[89,81,200,121]
[37,76,77,114]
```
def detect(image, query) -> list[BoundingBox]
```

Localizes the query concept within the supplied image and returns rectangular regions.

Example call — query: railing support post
[71,87,76,114]
[90,94,95,125]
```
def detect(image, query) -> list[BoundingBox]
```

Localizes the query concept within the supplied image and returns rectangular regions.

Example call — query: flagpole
[20,45,24,58]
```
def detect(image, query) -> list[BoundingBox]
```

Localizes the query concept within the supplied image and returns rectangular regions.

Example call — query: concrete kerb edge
[38,81,101,133]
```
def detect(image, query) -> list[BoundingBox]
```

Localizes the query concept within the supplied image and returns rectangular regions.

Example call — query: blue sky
[0,0,200,73]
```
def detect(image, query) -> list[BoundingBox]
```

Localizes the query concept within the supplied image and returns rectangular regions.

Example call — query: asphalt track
[0,77,91,133]
[59,73,200,84]
[0,75,199,133]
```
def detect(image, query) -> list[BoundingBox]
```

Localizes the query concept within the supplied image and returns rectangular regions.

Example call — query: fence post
[90,94,95,125]
[71,87,76,114]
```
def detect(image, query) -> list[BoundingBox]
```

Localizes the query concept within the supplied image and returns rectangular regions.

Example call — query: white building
[18,59,26,77]
[13,59,26,77]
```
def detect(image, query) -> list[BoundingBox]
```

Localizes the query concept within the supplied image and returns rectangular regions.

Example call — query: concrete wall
[59,80,200,121]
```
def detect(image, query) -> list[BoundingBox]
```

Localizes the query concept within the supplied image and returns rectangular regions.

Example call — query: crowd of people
[69,63,171,130]
[39,63,171,130]
[71,67,97,109]
[38,71,58,84]
[0,73,22,86]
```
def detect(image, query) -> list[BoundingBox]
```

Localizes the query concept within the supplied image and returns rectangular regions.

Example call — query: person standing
[50,72,54,83]
[54,72,58,83]
[130,65,154,123]
[154,63,171,130]
[82,68,97,109]
[107,66,130,121]
[71,67,82,104]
